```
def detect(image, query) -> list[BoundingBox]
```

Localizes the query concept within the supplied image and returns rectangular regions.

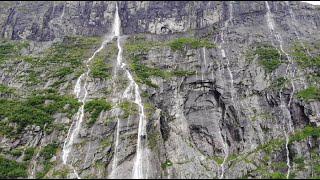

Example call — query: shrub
[40,143,58,160]
[23,147,36,161]
[161,160,173,169]
[119,101,139,119]
[84,99,112,126]
[255,45,282,72]
[0,89,80,135]
[91,55,112,79]
[0,156,27,178]
[296,86,320,101]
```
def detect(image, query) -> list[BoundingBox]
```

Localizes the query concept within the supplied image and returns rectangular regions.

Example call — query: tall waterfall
[108,3,149,179]
[217,1,236,178]
[61,12,114,180]
[265,2,294,178]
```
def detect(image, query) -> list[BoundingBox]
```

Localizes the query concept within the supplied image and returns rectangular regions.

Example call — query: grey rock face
[0,1,320,179]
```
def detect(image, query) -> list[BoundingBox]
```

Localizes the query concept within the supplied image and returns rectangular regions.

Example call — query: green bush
[254,45,282,72]
[161,160,173,169]
[270,77,288,90]
[84,99,112,126]
[91,55,112,79]
[130,56,168,88]
[296,86,320,101]
[289,126,320,143]
[45,36,101,67]
[10,149,23,157]
[23,147,35,161]
[269,172,286,179]
[40,143,58,160]
[0,84,14,94]
[0,89,80,135]
[291,43,320,69]
[0,40,29,64]
[119,101,139,119]
[0,156,27,178]
[53,67,73,78]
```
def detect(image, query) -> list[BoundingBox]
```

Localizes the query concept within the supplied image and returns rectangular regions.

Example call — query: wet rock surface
[0,1,320,179]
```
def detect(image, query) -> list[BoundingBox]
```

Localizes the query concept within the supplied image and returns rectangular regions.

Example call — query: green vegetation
[144,102,156,119]
[0,156,27,178]
[250,112,274,122]
[169,37,216,51]
[270,77,288,90]
[10,149,23,157]
[0,89,80,137]
[291,43,320,69]
[130,55,170,88]
[211,156,224,165]
[91,54,112,79]
[53,67,73,78]
[124,36,163,54]
[119,101,139,118]
[0,40,29,64]
[255,45,282,72]
[289,125,320,143]
[130,55,195,87]
[148,131,160,150]
[44,36,100,67]
[124,36,202,87]
[269,172,286,179]
[35,143,59,178]
[84,99,112,126]
[296,86,320,101]
[18,36,102,88]
[0,84,14,95]
[245,44,282,72]
[23,147,35,161]
[161,160,173,169]
[40,143,58,160]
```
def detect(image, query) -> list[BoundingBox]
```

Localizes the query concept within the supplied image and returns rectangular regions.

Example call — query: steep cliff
[0,1,320,179]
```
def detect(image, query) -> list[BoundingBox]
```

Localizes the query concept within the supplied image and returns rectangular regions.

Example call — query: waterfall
[107,4,148,179]
[265,2,293,178]
[217,1,236,178]
[61,16,114,179]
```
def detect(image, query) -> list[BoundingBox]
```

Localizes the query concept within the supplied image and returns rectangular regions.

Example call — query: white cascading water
[61,15,114,179]
[265,2,293,178]
[107,4,148,179]
[286,1,310,90]
[217,2,237,178]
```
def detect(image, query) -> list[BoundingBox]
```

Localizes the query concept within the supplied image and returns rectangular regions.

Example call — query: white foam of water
[265,2,293,178]
[61,17,114,179]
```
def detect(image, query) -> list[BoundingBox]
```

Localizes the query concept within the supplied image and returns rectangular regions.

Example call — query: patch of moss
[40,143,58,160]
[23,147,35,161]
[90,54,112,79]
[161,160,173,169]
[255,45,282,72]
[269,172,286,179]
[0,155,27,178]
[119,101,139,119]
[147,131,160,150]
[270,77,288,90]
[211,156,224,165]
[291,43,320,69]
[296,86,320,101]
[84,99,112,127]
[0,89,80,136]
[0,39,29,64]
[0,84,14,95]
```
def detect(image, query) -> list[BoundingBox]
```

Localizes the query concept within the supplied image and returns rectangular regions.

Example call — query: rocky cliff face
[1,1,320,179]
